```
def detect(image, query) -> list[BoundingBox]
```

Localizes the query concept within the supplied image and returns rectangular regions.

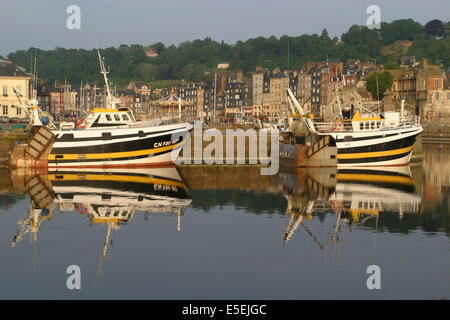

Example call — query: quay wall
[0,133,30,163]
[422,124,450,144]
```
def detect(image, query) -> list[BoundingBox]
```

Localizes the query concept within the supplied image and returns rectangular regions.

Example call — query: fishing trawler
[10,50,192,168]
[280,88,423,167]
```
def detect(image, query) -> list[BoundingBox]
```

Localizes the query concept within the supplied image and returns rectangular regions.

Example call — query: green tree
[425,19,444,38]
[6,19,448,87]
[320,29,330,42]
[384,61,400,69]
[444,22,450,38]
[366,71,393,100]
[151,42,166,54]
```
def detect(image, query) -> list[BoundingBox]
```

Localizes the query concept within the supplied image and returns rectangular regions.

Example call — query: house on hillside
[389,69,417,101]
[125,81,152,95]
[145,48,158,58]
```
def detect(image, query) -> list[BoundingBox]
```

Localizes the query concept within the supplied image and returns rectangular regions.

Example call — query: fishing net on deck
[289,118,311,137]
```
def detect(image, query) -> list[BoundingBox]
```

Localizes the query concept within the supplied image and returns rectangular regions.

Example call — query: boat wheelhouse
[82,107,136,128]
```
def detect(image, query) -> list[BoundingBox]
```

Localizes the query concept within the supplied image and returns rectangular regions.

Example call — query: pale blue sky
[1,0,449,56]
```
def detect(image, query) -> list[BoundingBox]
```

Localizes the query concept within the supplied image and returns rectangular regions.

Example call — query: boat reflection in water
[277,165,422,245]
[9,166,191,274]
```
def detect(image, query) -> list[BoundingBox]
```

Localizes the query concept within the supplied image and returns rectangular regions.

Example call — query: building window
[2,105,8,115]
[2,86,7,95]
[435,92,440,101]
[435,78,440,87]
[16,106,21,115]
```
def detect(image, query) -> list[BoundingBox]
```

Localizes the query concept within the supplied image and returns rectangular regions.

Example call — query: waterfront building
[297,72,311,113]
[0,59,30,120]
[252,67,270,107]
[225,80,244,122]
[269,71,289,118]
[415,59,448,121]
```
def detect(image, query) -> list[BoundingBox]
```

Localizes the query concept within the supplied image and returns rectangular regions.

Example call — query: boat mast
[97,49,113,109]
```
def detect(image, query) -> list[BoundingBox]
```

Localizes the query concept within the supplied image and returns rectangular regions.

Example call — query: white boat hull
[47,122,192,168]
[332,127,422,167]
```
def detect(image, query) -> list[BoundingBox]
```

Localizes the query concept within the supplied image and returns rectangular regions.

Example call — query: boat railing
[400,115,421,129]
[312,121,335,133]
[381,115,421,130]
[312,115,421,134]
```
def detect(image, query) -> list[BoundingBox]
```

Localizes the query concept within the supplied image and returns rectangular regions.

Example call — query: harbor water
[0,144,448,299]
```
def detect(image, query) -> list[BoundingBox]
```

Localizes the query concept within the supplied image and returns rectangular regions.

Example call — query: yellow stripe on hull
[48,142,182,161]
[48,174,186,188]
[337,173,414,185]
[337,144,415,160]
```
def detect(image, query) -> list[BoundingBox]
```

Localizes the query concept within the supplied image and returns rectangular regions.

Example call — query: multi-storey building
[36,82,51,113]
[225,81,244,122]
[243,77,253,107]
[416,59,449,121]
[0,59,30,119]
[310,67,323,116]
[309,60,345,117]
[297,72,311,112]
[176,82,203,120]
[389,69,417,101]
[269,72,289,118]
[288,71,299,98]
[252,67,270,107]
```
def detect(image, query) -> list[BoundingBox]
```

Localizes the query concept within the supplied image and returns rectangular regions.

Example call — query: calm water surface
[0,144,448,299]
